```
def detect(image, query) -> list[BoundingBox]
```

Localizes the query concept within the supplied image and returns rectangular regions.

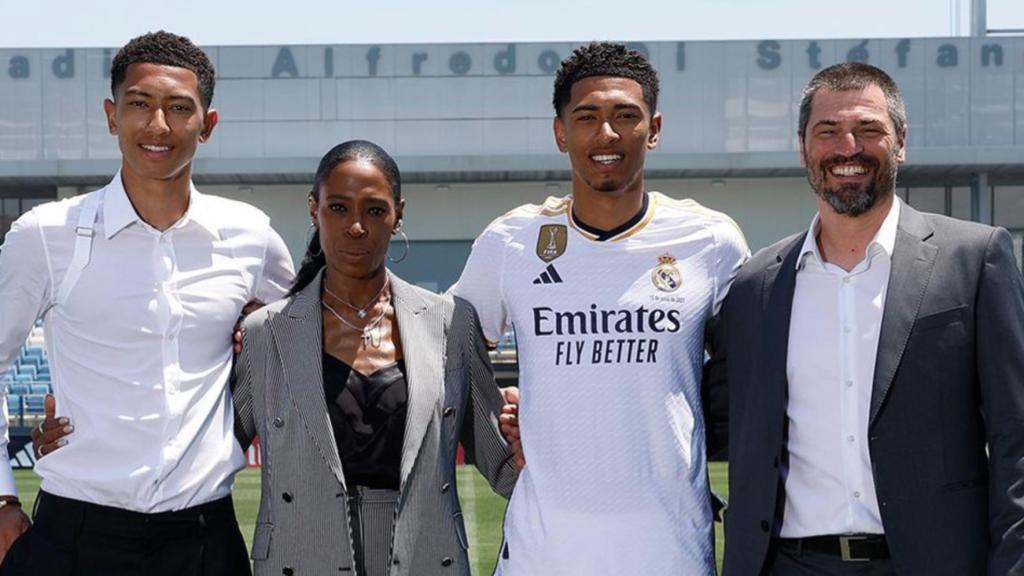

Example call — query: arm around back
[453,297,518,498]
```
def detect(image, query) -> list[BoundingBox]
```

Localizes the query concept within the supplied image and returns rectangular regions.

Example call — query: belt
[776,534,890,562]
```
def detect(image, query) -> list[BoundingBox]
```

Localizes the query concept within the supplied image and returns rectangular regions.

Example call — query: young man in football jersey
[452,42,748,575]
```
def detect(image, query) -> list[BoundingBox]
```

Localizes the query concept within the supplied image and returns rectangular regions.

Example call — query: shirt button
[842,277,851,284]
[441,557,453,567]
[854,491,861,499]
[843,326,852,334]
[846,380,854,388]
[443,407,456,418]
[283,568,294,576]
[282,492,293,503]
[847,435,855,443]
[273,417,284,428]
[441,482,450,493]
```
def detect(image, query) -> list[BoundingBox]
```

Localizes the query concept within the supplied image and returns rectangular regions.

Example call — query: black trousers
[0,491,251,576]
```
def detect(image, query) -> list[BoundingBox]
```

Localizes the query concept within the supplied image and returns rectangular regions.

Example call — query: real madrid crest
[652,254,682,292]
[536,224,568,262]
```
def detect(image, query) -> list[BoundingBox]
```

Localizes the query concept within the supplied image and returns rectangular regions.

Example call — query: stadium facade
[2,36,1024,289]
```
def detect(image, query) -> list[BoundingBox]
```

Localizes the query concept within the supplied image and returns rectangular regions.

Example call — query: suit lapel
[870,206,937,426]
[762,234,805,409]
[268,270,348,490]
[390,273,445,490]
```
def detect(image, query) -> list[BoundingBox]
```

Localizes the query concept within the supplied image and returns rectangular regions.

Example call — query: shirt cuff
[0,456,18,497]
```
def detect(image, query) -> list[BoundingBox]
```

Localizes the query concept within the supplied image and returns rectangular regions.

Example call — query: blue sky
[2,0,1023,48]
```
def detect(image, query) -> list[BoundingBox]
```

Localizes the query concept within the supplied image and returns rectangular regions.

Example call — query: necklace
[323,276,390,319]
[322,297,390,348]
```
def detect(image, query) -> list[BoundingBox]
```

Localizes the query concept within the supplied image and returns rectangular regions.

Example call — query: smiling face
[311,159,405,281]
[553,76,661,199]
[800,85,906,217]
[104,62,217,186]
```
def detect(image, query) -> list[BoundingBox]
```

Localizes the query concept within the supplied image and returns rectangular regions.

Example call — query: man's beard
[807,152,898,217]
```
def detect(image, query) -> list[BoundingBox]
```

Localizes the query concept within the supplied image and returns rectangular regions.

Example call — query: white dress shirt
[0,172,293,512]
[781,197,901,537]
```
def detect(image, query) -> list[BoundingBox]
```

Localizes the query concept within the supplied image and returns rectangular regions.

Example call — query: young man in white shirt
[452,42,747,575]
[0,31,293,575]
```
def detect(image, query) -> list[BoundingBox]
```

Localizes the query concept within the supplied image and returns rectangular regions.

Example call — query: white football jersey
[452,192,748,575]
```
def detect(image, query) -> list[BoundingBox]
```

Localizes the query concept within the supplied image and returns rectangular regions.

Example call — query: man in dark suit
[715,61,1024,575]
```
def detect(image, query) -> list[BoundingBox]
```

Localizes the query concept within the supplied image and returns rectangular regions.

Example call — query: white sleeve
[0,209,52,496]
[450,227,510,345]
[711,218,750,316]
[254,224,295,305]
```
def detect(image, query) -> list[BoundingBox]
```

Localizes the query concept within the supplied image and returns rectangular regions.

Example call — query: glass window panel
[907,187,946,215]
[951,187,971,221]
[994,186,1024,229]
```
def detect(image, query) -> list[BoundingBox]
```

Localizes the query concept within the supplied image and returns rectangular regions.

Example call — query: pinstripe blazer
[233,269,518,576]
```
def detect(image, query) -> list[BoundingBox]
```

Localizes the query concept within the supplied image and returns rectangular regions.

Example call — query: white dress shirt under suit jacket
[0,173,293,512]
[783,197,901,537]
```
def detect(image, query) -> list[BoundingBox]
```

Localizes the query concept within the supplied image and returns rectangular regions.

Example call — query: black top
[571,192,649,241]
[323,353,408,490]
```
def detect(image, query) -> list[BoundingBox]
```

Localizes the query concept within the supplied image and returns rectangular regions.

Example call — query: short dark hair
[552,42,659,117]
[110,31,216,109]
[798,62,906,144]
[290,140,403,296]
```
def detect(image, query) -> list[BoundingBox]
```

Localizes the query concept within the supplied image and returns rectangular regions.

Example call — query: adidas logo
[532,264,563,285]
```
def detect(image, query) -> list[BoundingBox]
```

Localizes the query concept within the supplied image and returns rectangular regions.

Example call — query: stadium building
[3,36,1024,285]
[2,35,1024,450]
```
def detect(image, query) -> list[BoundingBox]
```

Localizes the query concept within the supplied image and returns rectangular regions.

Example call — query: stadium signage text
[2,39,1017,81]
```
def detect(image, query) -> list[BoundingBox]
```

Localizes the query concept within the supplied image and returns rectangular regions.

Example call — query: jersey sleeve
[711,217,750,316]
[450,226,510,345]
[254,224,295,305]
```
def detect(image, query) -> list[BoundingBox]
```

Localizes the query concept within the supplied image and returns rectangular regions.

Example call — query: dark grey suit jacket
[715,204,1024,575]
[233,270,518,576]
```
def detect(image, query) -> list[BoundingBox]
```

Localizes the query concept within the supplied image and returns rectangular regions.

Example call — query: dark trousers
[0,491,251,576]
[766,539,896,576]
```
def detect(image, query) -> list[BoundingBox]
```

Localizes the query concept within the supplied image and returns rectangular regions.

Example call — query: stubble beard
[807,151,899,217]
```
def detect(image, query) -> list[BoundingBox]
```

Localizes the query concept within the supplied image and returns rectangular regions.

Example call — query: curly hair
[552,42,659,117]
[110,31,216,109]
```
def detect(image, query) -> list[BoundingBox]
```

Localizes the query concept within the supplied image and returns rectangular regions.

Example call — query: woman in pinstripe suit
[232,140,519,575]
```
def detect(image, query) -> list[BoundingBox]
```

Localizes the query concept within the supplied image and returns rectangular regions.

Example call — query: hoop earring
[387,230,409,264]
[306,224,323,257]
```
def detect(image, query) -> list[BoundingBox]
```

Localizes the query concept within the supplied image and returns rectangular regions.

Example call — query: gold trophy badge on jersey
[536,224,567,262]
[652,254,682,292]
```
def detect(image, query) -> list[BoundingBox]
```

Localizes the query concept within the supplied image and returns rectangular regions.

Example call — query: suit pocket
[251,522,273,561]
[913,305,966,332]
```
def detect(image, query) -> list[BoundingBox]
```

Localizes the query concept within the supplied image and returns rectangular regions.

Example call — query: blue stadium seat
[16,365,36,379]
[23,347,43,359]
[29,384,49,396]
[8,384,29,396]
[36,372,51,383]
[14,374,32,385]
[20,356,41,369]
[6,395,21,418]
[24,395,45,415]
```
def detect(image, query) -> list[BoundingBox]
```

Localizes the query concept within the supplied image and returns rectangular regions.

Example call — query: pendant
[357,310,367,319]
[361,329,372,345]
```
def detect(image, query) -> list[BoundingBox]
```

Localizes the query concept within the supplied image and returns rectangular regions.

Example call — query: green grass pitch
[14,462,730,574]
